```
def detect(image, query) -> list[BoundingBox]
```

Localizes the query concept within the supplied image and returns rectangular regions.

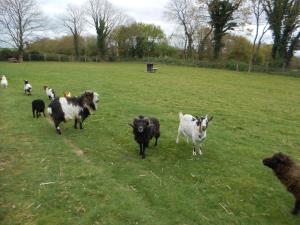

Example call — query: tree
[112,23,166,58]
[61,4,86,59]
[248,0,269,72]
[0,0,45,61]
[86,0,125,58]
[263,0,300,67]
[207,0,243,59]
[164,0,199,58]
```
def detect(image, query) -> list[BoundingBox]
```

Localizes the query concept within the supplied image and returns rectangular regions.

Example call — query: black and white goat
[24,80,32,95]
[47,91,99,135]
[129,115,160,159]
[1,75,8,88]
[176,112,213,156]
[44,86,56,100]
[32,99,45,118]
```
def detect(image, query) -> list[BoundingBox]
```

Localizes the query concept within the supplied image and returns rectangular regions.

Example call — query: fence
[2,53,299,76]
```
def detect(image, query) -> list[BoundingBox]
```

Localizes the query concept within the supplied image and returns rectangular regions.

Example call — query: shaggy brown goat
[263,152,300,215]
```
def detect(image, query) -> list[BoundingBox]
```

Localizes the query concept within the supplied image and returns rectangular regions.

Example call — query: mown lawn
[0,62,300,225]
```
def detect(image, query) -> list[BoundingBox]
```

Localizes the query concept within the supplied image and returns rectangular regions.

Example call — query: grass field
[1,62,300,225]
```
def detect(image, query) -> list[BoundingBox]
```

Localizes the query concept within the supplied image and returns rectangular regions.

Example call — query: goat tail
[47,107,53,116]
[179,112,184,121]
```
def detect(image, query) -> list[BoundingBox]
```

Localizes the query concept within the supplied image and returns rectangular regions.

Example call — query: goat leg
[199,145,203,155]
[193,144,197,156]
[292,200,300,215]
[79,120,83,130]
[139,143,143,155]
[43,111,46,117]
[32,109,35,118]
[142,144,146,159]
[154,137,158,146]
[74,119,78,129]
[54,121,62,135]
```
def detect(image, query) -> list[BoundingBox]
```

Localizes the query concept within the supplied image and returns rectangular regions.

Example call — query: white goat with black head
[24,80,32,95]
[48,90,100,135]
[176,112,213,156]
[44,85,56,100]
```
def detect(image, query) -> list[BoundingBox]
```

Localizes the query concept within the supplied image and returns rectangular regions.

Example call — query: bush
[0,48,17,61]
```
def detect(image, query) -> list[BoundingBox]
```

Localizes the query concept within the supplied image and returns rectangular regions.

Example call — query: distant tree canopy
[112,23,167,58]
[263,0,300,66]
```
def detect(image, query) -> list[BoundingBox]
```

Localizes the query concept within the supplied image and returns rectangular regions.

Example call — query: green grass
[0,62,300,225]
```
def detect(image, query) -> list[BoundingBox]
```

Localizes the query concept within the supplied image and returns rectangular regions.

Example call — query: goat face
[196,115,213,133]
[130,116,150,133]
[24,80,29,85]
[263,152,292,170]
[82,91,100,110]
[43,85,48,90]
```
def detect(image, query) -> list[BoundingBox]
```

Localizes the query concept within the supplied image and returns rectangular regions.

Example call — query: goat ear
[208,116,213,122]
[128,123,134,128]
[196,121,200,126]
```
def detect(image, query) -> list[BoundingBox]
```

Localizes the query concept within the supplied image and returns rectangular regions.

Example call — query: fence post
[44,54,46,61]
[85,56,87,62]
[236,63,239,71]
[265,62,269,72]
[29,54,31,61]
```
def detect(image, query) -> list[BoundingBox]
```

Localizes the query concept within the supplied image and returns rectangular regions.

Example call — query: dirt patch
[46,117,90,163]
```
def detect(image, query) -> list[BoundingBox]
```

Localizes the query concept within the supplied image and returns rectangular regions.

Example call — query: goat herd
[1,73,300,215]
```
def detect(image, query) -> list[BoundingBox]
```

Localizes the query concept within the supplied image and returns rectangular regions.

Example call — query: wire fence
[1,53,299,76]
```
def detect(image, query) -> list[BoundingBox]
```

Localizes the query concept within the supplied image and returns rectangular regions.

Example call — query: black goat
[32,99,45,118]
[129,115,160,159]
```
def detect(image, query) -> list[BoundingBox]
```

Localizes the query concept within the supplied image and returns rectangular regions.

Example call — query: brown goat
[263,152,300,215]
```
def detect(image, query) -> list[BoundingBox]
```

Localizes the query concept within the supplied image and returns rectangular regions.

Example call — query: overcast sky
[39,0,175,36]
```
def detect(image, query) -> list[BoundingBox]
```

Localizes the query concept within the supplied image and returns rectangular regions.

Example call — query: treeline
[0,0,299,71]
[23,29,273,65]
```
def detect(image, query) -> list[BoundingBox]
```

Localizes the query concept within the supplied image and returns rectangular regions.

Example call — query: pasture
[0,62,300,225]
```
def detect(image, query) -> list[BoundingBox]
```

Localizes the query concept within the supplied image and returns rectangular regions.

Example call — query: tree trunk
[213,28,223,60]
[73,34,80,60]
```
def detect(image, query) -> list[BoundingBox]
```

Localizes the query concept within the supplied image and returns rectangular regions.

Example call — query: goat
[176,112,213,156]
[1,75,8,88]
[44,86,56,100]
[64,91,71,97]
[47,91,99,135]
[32,99,45,118]
[24,80,32,95]
[263,153,300,215]
[129,115,160,159]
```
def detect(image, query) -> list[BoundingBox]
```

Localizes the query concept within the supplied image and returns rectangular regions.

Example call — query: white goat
[1,75,8,88]
[24,80,32,95]
[176,112,213,156]
[44,86,55,100]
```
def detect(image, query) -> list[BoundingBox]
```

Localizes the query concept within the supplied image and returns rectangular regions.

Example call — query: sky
[39,0,175,36]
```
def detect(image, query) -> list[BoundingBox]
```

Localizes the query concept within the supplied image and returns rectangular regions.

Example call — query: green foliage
[1,62,300,225]
[224,35,252,62]
[27,36,85,56]
[112,23,167,58]
[208,0,241,59]
[263,0,300,66]
[0,48,17,60]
